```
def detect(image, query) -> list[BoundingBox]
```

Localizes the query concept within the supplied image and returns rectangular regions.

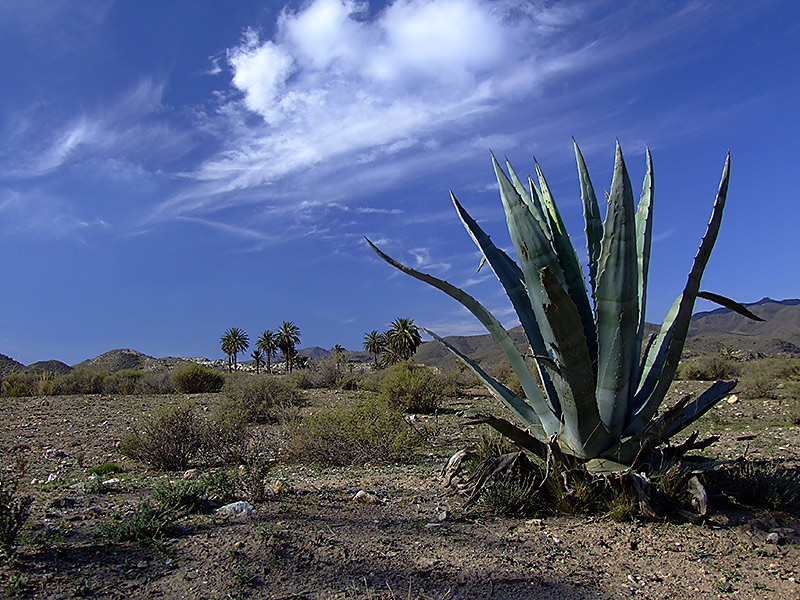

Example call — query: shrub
[152,479,207,513]
[87,462,125,476]
[708,460,800,512]
[285,395,423,466]
[491,362,525,398]
[136,371,175,395]
[119,401,202,471]
[201,398,252,465]
[222,374,300,423]
[378,360,455,413]
[101,503,174,543]
[0,373,36,397]
[103,369,143,395]
[49,368,107,395]
[676,355,740,381]
[0,474,32,559]
[171,363,224,394]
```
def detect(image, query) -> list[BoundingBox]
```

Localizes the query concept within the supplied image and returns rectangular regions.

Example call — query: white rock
[216,501,255,516]
[353,490,383,505]
[726,395,739,404]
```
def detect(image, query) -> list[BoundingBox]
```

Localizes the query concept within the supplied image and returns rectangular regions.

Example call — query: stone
[183,469,200,480]
[726,395,739,404]
[353,490,383,505]
[216,501,255,516]
[273,478,290,494]
[766,532,781,544]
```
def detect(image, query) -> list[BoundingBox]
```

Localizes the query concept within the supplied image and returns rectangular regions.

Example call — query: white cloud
[154,0,588,222]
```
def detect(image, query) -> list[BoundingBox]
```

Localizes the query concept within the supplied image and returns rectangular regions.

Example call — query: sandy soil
[0,383,798,600]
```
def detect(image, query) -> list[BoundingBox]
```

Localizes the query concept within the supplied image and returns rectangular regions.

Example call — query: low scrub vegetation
[676,355,741,381]
[171,363,225,394]
[119,401,203,471]
[378,360,455,414]
[285,395,423,466]
[0,473,32,560]
[222,373,300,423]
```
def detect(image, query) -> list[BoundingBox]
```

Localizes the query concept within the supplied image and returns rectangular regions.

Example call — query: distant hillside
[73,349,192,374]
[414,297,800,370]
[0,353,24,376]
[25,360,72,375]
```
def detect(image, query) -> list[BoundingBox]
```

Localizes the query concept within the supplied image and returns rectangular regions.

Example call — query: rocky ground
[0,382,798,600]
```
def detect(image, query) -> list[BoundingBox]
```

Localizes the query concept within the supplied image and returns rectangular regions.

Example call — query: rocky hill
[0,353,24,376]
[73,349,192,374]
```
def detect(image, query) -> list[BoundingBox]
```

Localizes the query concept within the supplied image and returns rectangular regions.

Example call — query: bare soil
[0,383,798,600]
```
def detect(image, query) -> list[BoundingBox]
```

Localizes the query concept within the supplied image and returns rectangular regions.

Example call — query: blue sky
[1,0,797,366]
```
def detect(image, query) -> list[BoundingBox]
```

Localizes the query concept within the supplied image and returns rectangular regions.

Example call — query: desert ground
[0,380,798,600]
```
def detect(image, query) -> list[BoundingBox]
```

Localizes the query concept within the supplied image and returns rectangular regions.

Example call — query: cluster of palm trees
[219,321,302,374]
[362,317,422,367]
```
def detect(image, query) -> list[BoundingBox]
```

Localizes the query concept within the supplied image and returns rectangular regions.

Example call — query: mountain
[414,297,800,370]
[73,349,192,374]
[0,353,24,376]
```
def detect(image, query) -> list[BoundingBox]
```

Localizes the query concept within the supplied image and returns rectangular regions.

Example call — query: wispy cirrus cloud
[151,0,592,224]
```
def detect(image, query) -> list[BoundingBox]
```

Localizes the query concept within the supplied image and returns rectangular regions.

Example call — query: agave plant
[367,141,762,469]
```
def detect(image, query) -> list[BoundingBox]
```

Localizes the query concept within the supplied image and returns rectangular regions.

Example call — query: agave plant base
[368,140,762,469]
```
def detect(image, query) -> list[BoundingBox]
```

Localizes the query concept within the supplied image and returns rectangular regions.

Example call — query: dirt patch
[0,384,798,599]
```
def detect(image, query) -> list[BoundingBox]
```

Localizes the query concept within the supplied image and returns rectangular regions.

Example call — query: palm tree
[385,318,421,363]
[363,330,385,367]
[256,330,278,374]
[221,337,234,372]
[331,344,346,367]
[251,348,264,375]
[277,321,301,373]
[220,327,249,371]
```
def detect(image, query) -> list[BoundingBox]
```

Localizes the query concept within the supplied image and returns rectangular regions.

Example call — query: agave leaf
[626,295,681,433]
[492,155,565,357]
[450,193,562,413]
[594,142,639,436]
[658,380,737,442]
[540,267,612,457]
[626,153,731,430]
[421,328,552,439]
[574,140,603,305]
[632,148,655,388]
[696,291,765,321]
[506,160,550,239]
[365,238,560,436]
[536,161,598,368]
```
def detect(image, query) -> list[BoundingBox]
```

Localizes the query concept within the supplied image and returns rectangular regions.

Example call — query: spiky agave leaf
[594,143,640,437]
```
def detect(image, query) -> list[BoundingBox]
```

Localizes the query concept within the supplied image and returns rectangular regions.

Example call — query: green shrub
[103,369,143,395]
[378,360,455,413]
[0,373,36,397]
[201,398,252,465]
[171,363,224,394]
[708,460,800,512]
[285,395,423,466]
[0,474,32,559]
[119,401,202,471]
[222,374,300,423]
[87,462,125,476]
[152,479,207,513]
[676,355,740,381]
[49,368,107,395]
[101,503,174,543]
[491,362,524,398]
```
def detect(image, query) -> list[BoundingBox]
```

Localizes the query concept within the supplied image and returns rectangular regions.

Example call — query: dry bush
[378,360,455,414]
[284,395,423,466]
[222,374,300,423]
[171,363,224,394]
[676,355,740,380]
[119,401,203,471]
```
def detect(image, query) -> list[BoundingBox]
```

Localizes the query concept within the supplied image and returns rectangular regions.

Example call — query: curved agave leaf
[574,141,603,307]
[365,237,560,436]
[632,148,655,389]
[450,192,562,414]
[540,267,613,457]
[492,156,564,356]
[421,328,549,440]
[696,291,765,321]
[594,142,639,436]
[536,162,598,367]
[505,160,550,240]
[627,153,731,430]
